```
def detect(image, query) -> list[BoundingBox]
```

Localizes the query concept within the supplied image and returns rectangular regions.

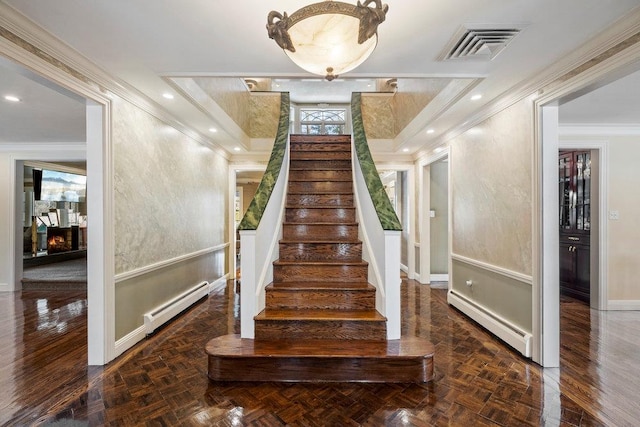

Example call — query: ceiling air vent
[438,26,522,61]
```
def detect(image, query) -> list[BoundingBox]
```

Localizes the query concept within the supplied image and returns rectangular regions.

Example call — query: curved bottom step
[206,334,434,383]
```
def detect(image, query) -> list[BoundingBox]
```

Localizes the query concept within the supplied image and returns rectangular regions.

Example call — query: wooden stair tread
[207,335,433,358]
[267,281,372,290]
[285,205,355,209]
[288,189,353,196]
[274,260,367,266]
[255,309,385,321]
[282,221,358,226]
[279,239,360,244]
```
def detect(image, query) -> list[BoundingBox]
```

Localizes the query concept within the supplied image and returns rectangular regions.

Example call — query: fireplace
[46,226,79,254]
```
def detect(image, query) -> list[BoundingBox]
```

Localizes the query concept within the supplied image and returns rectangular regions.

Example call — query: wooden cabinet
[559,151,591,302]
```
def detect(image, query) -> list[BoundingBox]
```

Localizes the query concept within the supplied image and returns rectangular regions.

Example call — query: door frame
[0,32,115,365]
[533,40,640,366]
[416,148,450,285]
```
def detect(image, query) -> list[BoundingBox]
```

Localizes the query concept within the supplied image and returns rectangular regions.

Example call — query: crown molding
[0,3,229,161]
[559,123,640,135]
[431,6,640,150]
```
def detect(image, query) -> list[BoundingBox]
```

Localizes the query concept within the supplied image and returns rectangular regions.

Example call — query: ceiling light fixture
[470,94,482,101]
[267,0,389,81]
[426,129,435,134]
[4,95,21,102]
[162,93,174,99]
[209,127,218,133]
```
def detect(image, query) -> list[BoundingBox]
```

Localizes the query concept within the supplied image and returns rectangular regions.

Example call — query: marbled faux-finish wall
[361,95,395,139]
[193,77,251,134]
[250,94,281,139]
[393,79,451,133]
[112,96,228,274]
[451,99,533,275]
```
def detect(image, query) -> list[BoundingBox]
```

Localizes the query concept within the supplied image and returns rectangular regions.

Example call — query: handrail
[351,92,402,230]
[238,92,290,230]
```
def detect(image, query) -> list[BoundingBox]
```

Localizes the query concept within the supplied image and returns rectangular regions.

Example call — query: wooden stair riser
[290,151,351,161]
[278,242,362,262]
[290,142,350,152]
[285,207,356,223]
[288,169,352,181]
[288,180,352,194]
[290,135,351,144]
[290,159,351,170]
[282,223,359,241]
[265,286,375,310]
[273,263,368,282]
[254,319,386,341]
[287,193,354,207]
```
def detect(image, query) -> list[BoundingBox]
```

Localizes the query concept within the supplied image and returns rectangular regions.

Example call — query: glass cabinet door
[575,152,591,231]
[559,151,591,232]
[559,153,572,229]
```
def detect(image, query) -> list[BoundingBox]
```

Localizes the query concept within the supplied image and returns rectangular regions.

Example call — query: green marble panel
[351,93,402,231]
[238,92,290,230]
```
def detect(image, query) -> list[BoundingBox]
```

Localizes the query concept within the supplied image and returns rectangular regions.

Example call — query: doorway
[418,149,450,285]
[1,53,111,365]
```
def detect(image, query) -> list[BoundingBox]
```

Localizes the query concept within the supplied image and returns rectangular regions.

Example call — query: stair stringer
[239,142,290,338]
[351,142,402,339]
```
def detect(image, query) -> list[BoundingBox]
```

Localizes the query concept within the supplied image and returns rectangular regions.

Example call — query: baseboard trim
[448,289,532,357]
[607,300,640,310]
[400,264,408,274]
[209,274,229,294]
[0,283,12,292]
[430,274,449,282]
[114,325,146,359]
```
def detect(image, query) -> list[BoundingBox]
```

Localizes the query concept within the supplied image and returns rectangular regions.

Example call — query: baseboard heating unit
[448,289,532,357]
[144,281,209,334]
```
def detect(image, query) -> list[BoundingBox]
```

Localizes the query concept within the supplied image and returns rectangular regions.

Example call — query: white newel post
[384,230,402,339]
[240,230,256,339]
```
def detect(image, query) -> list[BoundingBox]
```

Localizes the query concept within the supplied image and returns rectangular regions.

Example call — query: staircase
[206,135,434,383]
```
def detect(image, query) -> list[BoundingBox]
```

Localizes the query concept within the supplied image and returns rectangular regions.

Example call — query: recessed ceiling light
[426,129,435,134]
[209,128,217,133]
[470,94,482,101]
[402,148,409,152]
[162,93,174,99]
[233,147,241,152]
[434,147,444,153]
[4,95,21,102]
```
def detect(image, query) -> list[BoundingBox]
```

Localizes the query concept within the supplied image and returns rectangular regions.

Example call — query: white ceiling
[1,0,640,151]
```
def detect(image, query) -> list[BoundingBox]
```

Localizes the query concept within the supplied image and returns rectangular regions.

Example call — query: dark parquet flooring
[1,278,639,426]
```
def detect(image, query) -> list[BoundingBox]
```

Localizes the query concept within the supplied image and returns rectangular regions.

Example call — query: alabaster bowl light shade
[284,13,378,79]
[267,1,388,80]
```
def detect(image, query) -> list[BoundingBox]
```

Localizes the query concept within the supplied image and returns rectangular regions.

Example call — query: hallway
[1,279,639,425]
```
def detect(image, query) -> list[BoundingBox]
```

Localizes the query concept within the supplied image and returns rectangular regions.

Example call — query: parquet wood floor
[1,279,639,426]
